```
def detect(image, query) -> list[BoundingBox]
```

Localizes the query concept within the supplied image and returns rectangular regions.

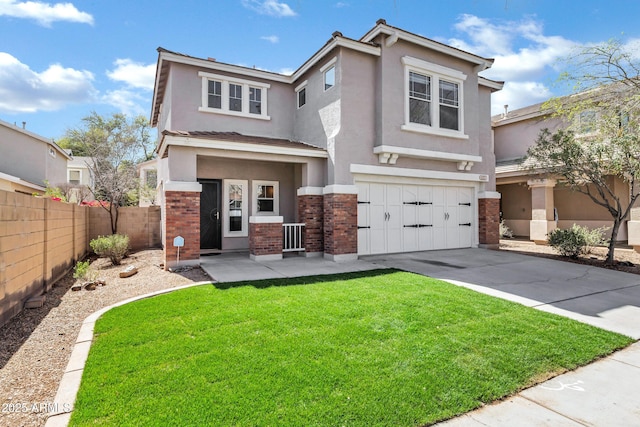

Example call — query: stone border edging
[44,281,213,427]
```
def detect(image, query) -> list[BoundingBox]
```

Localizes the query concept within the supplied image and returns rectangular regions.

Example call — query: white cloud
[106,59,156,90]
[101,89,147,116]
[0,0,93,26]
[260,35,279,44]
[0,52,95,113]
[446,14,578,114]
[335,2,349,7]
[279,67,294,76]
[491,81,552,115]
[241,0,296,17]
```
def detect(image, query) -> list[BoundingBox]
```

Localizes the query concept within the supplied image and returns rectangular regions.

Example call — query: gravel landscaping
[0,249,211,427]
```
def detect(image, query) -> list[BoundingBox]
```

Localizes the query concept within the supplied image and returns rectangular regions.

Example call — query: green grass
[70,270,632,426]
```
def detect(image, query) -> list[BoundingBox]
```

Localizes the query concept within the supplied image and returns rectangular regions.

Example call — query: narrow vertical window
[228,184,243,232]
[249,87,262,114]
[256,184,274,213]
[229,83,242,112]
[207,80,222,109]
[324,66,335,91]
[409,71,431,125]
[439,80,459,130]
[297,87,306,108]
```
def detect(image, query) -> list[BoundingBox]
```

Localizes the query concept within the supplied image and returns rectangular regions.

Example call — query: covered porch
[158,130,363,269]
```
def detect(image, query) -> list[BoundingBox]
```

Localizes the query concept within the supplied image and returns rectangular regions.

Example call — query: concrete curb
[44,281,213,427]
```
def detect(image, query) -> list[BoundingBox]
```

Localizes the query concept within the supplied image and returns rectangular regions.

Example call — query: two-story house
[0,119,70,194]
[151,19,503,269]
[494,102,633,244]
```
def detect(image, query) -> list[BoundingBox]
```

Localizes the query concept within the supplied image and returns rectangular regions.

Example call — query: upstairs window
[402,56,468,139]
[296,80,308,109]
[207,80,222,109]
[324,66,335,90]
[439,80,459,130]
[249,87,262,114]
[229,83,242,112]
[68,169,81,185]
[199,72,270,120]
[409,71,431,125]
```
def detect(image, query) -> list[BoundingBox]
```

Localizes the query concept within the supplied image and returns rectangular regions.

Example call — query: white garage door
[357,182,473,255]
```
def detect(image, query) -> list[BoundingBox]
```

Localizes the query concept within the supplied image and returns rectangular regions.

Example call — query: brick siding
[323,193,357,255]
[478,197,500,245]
[164,191,200,268]
[249,221,283,256]
[297,194,324,253]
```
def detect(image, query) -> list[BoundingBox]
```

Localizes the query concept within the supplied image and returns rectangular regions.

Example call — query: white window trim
[252,180,279,216]
[320,57,337,92]
[401,56,468,139]
[68,169,82,184]
[295,80,308,109]
[198,71,270,120]
[223,179,249,237]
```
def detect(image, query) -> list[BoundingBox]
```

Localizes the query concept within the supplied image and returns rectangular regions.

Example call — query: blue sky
[1,0,639,140]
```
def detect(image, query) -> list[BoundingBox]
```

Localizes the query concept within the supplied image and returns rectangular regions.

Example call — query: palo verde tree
[525,39,640,265]
[61,112,155,234]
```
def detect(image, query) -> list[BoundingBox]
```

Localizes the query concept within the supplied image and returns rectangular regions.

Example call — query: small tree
[526,39,640,265]
[61,112,155,233]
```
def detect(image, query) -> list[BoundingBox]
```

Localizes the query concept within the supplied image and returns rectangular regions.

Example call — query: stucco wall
[164,62,294,139]
[0,123,67,188]
[494,114,564,162]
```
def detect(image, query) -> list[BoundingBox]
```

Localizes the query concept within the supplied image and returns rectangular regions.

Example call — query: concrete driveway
[362,248,640,339]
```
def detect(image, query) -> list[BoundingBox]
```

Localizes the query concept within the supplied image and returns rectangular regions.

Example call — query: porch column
[249,216,283,261]
[323,185,358,261]
[478,191,501,248]
[528,179,557,244]
[297,187,324,257]
[164,181,202,270]
[628,184,640,252]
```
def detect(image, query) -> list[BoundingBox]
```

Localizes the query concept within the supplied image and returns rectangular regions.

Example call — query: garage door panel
[357,181,474,254]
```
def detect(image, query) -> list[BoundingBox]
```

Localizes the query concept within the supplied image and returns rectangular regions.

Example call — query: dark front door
[199,179,222,250]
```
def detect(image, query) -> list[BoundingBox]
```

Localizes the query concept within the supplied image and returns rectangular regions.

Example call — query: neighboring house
[137,158,158,207]
[493,103,632,243]
[0,119,70,194]
[150,19,503,269]
[66,153,95,203]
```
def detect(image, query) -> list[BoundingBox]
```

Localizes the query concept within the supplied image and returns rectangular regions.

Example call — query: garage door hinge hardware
[358,201,370,204]
[459,202,471,206]
[404,224,419,228]
[419,224,433,227]
[459,223,472,226]
[403,201,433,205]
[358,226,371,229]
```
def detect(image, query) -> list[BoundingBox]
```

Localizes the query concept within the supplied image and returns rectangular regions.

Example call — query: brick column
[478,191,501,248]
[249,216,283,261]
[323,185,358,261]
[297,187,324,257]
[163,182,202,270]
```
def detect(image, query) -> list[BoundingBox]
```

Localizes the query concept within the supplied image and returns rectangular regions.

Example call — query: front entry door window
[199,180,222,250]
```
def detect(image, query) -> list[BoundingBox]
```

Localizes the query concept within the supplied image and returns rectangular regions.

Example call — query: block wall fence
[0,190,161,328]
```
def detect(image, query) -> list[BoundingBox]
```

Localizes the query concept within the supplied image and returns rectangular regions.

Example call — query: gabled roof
[361,19,495,71]
[0,118,71,160]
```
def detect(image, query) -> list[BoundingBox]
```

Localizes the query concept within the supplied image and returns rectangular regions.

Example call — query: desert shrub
[582,226,609,254]
[499,219,513,238]
[73,260,91,280]
[90,234,130,265]
[547,224,605,258]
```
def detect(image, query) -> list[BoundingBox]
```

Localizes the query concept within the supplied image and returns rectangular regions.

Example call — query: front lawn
[70,270,632,426]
